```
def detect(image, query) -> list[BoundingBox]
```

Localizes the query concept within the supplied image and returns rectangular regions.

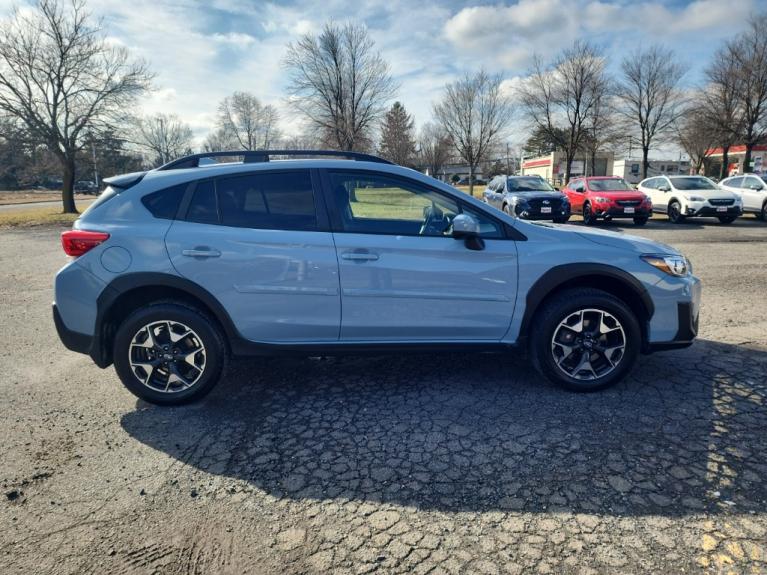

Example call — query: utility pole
[91,137,99,188]
[506,142,511,175]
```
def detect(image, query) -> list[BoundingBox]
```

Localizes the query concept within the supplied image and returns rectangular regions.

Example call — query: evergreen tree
[379,102,417,166]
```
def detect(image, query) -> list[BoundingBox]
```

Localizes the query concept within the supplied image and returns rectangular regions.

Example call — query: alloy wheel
[129,320,206,393]
[550,308,626,381]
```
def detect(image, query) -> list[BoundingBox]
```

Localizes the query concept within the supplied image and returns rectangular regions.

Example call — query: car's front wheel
[582,203,596,225]
[759,201,767,221]
[113,303,226,405]
[668,201,685,223]
[530,289,641,392]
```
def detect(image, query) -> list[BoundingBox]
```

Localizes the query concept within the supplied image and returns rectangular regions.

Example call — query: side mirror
[452,214,484,251]
[750,183,764,190]
[658,185,670,192]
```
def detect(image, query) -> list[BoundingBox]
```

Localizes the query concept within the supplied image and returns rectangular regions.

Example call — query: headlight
[593,196,610,203]
[687,195,705,202]
[641,254,690,277]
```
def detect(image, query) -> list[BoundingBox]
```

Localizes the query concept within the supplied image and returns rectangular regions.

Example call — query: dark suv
[483,175,570,222]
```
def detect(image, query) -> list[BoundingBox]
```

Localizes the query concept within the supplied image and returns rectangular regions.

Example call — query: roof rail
[156,149,394,171]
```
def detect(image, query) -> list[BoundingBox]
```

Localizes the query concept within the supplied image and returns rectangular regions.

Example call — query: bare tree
[217,91,280,150]
[202,128,235,153]
[729,13,767,172]
[702,45,744,179]
[283,22,396,151]
[417,122,452,179]
[135,114,194,167]
[676,104,717,175]
[378,101,416,166]
[519,41,609,183]
[433,70,513,195]
[0,0,151,212]
[615,45,685,179]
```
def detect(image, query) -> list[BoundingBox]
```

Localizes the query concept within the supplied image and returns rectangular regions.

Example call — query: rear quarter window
[141,184,186,219]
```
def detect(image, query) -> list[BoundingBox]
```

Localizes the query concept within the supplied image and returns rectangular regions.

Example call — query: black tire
[113,303,226,406]
[759,201,767,221]
[529,288,641,392]
[582,203,596,226]
[502,203,512,216]
[668,201,685,224]
[553,216,570,224]
[633,217,648,226]
[717,215,736,224]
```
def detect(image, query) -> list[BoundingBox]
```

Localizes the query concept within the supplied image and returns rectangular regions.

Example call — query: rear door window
[186,180,218,224]
[216,171,317,231]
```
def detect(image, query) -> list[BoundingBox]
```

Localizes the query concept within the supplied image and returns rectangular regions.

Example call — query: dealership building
[520,151,614,185]
[705,144,767,177]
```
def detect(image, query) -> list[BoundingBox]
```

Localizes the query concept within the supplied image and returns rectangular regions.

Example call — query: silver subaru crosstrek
[54,150,701,405]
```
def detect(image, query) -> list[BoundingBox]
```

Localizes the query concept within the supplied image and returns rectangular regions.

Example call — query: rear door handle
[341,251,379,261]
[182,248,221,258]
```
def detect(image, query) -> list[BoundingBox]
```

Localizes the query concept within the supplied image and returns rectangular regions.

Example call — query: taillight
[61,230,110,257]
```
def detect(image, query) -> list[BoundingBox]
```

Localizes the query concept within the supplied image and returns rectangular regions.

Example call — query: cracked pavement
[1,219,766,574]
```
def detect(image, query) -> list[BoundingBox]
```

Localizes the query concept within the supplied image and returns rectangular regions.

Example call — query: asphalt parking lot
[1,218,766,575]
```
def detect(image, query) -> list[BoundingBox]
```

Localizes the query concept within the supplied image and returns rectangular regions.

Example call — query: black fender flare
[518,263,655,340]
[91,272,242,367]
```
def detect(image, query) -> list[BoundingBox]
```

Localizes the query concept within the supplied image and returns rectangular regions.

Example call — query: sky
[0,0,761,151]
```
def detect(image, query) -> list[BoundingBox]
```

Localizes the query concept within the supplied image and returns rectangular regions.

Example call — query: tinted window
[745,176,764,188]
[329,172,503,238]
[669,176,718,190]
[726,176,744,188]
[587,178,633,192]
[642,178,658,189]
[82,186,119,215]
[507,177,555,192]
[217,171,316,230]
[186,180,218,224]
[141,184,186,219]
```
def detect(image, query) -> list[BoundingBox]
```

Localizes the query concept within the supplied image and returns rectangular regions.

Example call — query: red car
[562,176,653,226]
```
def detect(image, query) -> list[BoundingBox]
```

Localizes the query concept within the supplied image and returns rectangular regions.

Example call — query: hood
[507,191,565,201]
[573,226,679,255]
[589,191,647,201]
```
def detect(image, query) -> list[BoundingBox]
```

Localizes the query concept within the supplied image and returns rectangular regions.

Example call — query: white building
[612,159,691,185]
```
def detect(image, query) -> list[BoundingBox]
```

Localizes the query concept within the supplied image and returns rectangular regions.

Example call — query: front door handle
[182,248,221,258]
[341,251,379,261]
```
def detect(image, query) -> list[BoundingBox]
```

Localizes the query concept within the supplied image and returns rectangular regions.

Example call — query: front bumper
[518,207,571,220]
[593,206,652,218]
[644,274,702,353]
[686,204,742,217]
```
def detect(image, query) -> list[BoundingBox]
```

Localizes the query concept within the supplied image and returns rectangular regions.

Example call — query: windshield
[506,177,555,192]
[587,179,633,192]
[670,176,718,190]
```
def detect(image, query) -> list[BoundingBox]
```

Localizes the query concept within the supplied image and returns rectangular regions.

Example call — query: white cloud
[211,32,257,48]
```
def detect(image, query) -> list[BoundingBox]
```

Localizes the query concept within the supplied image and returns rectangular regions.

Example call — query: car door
[164,169,341,342]
[567,179,585,210]
[742,176,766,211]
[323,169,518,341]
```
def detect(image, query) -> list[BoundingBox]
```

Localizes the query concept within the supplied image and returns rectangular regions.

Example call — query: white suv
[718,174,767,221]
[638,175,742,224]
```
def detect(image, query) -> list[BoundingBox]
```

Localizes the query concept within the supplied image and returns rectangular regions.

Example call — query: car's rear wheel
[582,203,596,225]
[759,201,767,221]
[717,215,736,224]
[633,217,648,226]
[668,201,685,223]
[530,289,641,392]
[113,303,226,405]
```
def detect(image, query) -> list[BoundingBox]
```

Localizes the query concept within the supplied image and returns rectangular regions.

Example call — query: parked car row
[483,173,766,225]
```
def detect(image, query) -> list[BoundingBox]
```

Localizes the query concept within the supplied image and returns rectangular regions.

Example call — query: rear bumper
[53,304,93,355]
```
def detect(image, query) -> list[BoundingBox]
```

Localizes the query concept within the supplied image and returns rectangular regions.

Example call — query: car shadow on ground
[572,216,766,232]
[121,339,767,517]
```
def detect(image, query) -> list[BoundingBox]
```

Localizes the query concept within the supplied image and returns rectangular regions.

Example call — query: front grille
[709,198,734,206]
[616,200,641,206]
[528,198,563,210]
